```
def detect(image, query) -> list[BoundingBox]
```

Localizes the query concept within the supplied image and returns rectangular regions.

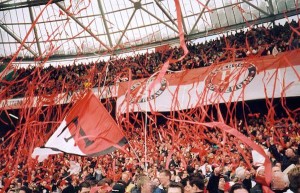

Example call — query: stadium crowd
[2,20,300,98]
[0,113,300,193]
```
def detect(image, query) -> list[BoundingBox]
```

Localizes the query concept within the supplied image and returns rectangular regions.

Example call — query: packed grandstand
[0,0,300,193]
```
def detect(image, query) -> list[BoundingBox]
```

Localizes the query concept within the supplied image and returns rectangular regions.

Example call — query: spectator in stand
[168,182,184,193]
[271,168,290,193]
[189,177,205,193]
[131,175,154,193]
[121,171,135,193]
[36,181,49,193]
[112,182,126,193]
[94,164,105,181]
[268,137,298,171]
[62,180,75,193]
[78,181,91,193]
[19,186,33,193]
[218,175,230,193]
[169,155,180,169]
[207,166,222,193]
[157,170,172,193]
[287,166,300,193]
[229,183,249,193]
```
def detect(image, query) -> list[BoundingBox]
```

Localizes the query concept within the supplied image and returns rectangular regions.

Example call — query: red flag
[45,90,127,156]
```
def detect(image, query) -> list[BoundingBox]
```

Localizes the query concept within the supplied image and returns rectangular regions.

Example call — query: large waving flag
[44,90,127,156]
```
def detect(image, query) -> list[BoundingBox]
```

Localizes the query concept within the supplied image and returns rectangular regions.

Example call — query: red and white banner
[117,50,300,113]
[2,51,300,112]
[0,85,118,110]
[44,90,127,156]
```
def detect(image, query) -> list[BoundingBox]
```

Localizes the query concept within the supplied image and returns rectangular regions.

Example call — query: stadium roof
[0,0,299,60]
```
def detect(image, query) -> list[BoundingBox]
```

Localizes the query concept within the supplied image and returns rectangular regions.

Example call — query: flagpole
[144,84,148,172]
[143,72,159,173]
[126,140,142,164]
[144,111,147,172]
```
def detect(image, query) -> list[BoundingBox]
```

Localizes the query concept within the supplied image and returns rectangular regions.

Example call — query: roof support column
[241,0,270,16]
[28,6,42,57]
[0,23,38,57]
[131,0,178,33]
[115,0,140,47]
[266,0,275,15]
[180,9,188,34]
[55,2,112,51]
[97,0,113,47]
[190,0,210,35]
[153,0,178,27]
